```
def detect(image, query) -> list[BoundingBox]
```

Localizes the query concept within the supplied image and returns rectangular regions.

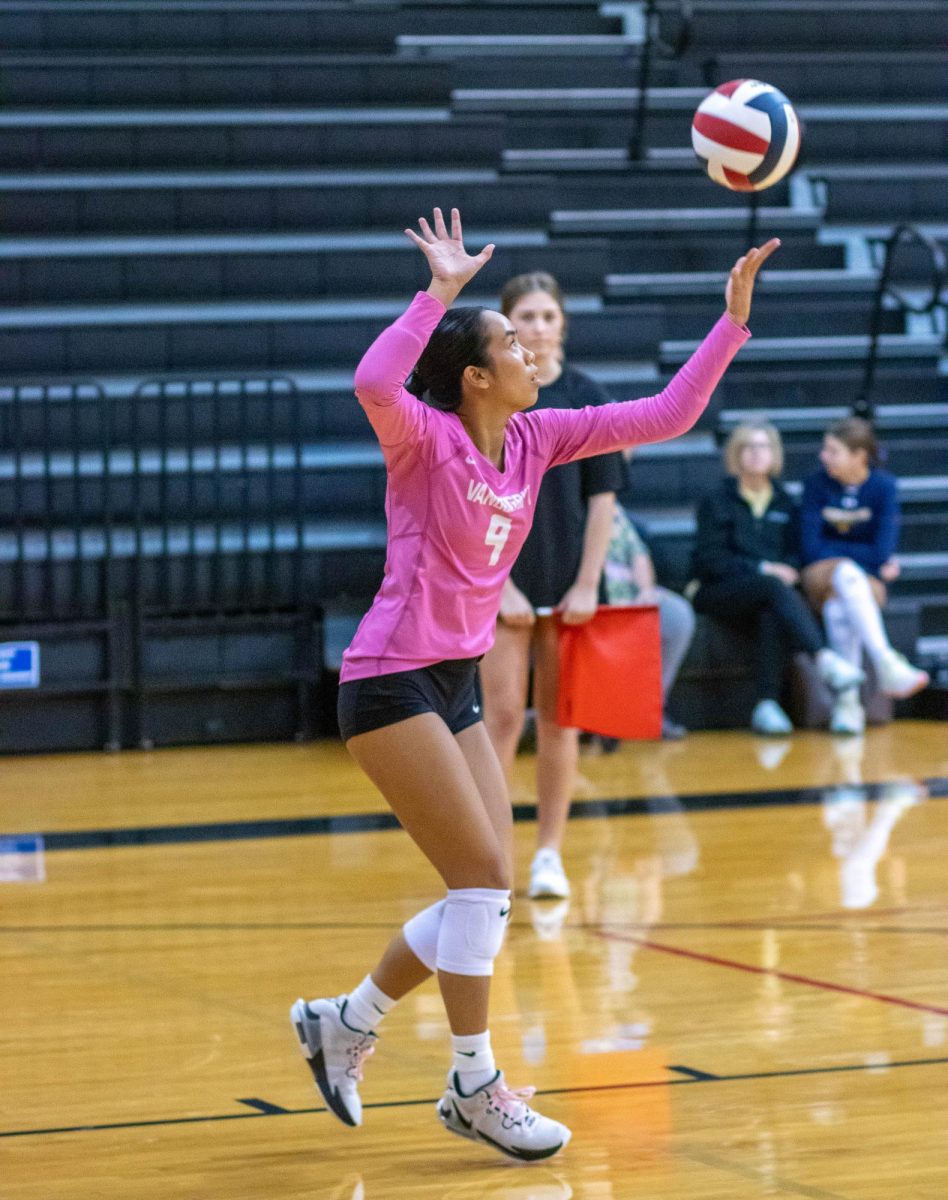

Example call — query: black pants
[694,573,824,703]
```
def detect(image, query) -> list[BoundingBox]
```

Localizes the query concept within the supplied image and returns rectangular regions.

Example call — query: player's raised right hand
[405,207,495,307]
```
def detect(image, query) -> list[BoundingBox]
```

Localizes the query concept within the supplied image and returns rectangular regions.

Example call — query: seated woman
[604,502,696,740]
[691,420,864,735]
[801,416,929,736]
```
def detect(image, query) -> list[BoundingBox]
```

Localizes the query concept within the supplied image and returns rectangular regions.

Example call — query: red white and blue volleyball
[691,79,801,193]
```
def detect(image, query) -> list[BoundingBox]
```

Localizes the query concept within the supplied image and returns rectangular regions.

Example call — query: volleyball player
[290,208,778,1161]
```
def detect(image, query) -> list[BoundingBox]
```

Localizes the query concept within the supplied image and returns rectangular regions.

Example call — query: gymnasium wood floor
[3,720,947,1199]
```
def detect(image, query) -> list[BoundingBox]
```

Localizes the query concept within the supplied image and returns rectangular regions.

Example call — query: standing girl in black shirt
[479,272,626,900]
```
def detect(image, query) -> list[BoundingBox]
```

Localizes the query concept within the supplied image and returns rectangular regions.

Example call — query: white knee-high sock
[822,596,861,666]
[831,561,892,668]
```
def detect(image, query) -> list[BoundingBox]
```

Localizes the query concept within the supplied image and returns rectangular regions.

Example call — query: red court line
[594,929,948,1017]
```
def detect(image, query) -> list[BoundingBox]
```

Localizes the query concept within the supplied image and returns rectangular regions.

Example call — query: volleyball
[691,79,801,192]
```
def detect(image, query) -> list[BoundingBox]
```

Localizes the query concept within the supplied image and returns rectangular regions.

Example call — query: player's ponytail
[406,307,490,412]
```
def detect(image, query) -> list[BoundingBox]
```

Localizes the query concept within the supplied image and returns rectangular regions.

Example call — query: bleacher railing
[1,375,320,749]
[629,0,693,160]
[856,223,947,421]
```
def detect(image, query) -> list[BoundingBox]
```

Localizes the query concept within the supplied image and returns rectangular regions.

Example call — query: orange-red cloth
[555,604,662,739]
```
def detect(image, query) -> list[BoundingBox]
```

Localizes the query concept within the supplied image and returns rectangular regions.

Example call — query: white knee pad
[403,898,446,973]
[436,888,511,977]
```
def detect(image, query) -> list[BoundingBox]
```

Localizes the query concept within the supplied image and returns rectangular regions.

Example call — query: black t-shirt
[510,365,627,608]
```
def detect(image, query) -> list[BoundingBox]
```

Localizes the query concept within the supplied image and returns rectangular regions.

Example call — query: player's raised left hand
[725,238,781,327]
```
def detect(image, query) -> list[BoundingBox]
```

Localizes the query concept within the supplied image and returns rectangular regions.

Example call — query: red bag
[555,604,662,740]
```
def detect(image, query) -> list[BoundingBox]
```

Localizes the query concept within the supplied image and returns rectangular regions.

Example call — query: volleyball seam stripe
[691,129,764,175]
[696,89,771,139]
[751,107,801,190]
[723,166,755,192]
[691,112,770,157]
[747,91,791,185]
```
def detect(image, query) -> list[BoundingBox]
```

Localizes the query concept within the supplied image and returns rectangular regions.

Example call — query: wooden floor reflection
[2,720,946,1198]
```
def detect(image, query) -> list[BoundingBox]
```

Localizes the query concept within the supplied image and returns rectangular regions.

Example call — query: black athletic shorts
[337,657,483,742]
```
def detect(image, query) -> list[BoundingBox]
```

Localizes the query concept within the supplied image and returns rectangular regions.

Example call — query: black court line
[237,1098,290,1115]
[668,1064,721,1081]
[7,777,945,853]
[2,1055,946,1141]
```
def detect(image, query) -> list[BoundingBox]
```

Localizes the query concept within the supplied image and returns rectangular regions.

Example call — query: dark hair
[406,306,491,412]
[499,271,565,318]
[827,416,880,466]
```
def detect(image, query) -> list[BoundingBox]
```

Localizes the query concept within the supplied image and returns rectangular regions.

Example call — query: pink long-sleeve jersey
[340,291,749,681]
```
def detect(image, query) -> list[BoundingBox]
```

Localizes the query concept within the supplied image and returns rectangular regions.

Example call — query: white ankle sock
[452,1030,497,1094]
[344,974,397,1033]
[831,561,891,668]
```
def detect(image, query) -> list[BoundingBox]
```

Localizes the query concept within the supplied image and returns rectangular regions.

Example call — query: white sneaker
[290,996,377,1127]
[750,699,793,736]
[528,848,570,899]
[875,650,930,699]
[437,1070,571,1162]
[816,648,865,693]
[830,689,865,736]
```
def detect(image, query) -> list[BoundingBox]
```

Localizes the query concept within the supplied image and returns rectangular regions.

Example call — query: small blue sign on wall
[0,642,40,689]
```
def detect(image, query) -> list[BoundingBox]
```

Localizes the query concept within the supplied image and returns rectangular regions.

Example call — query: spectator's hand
[634,586,662,606]
[880,558,901,583]
[499,581,535,627]
[559,581,599,625]
[404,207,494,307]
[725,238,781,326]
[761,561,799,586]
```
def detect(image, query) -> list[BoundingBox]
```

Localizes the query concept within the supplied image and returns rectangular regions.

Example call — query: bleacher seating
[0,0,945,748]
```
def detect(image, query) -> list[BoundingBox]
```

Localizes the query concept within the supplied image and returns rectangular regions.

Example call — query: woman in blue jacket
[801,417,929,734]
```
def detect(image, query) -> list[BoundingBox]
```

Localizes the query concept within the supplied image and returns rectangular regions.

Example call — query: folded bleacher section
[0,0,945,750]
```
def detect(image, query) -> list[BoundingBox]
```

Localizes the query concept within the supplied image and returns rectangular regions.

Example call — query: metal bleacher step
[718,403,948,433]
[605,269,877,299]
[0,226,616,302]
[0,105,507,170]
[654,1,948,53]
[453,86,705,114]
[502,148,630,172]
[0,51,452,105]
[0,0,620,53]
[661,331,944,367]
[698,51,948,102]
[550,205,823,235]
[0,440,384,483]
[0,105,461,129]
[802,163,948,224]
[0,516,388,564]
[397,34,643,57]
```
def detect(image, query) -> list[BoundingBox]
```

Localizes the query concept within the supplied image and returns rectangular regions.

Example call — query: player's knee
[486,695,526,744]
[758,573,785,600]
[449,839,510,892]
[832,559,864,590]
[436,887,512,976]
